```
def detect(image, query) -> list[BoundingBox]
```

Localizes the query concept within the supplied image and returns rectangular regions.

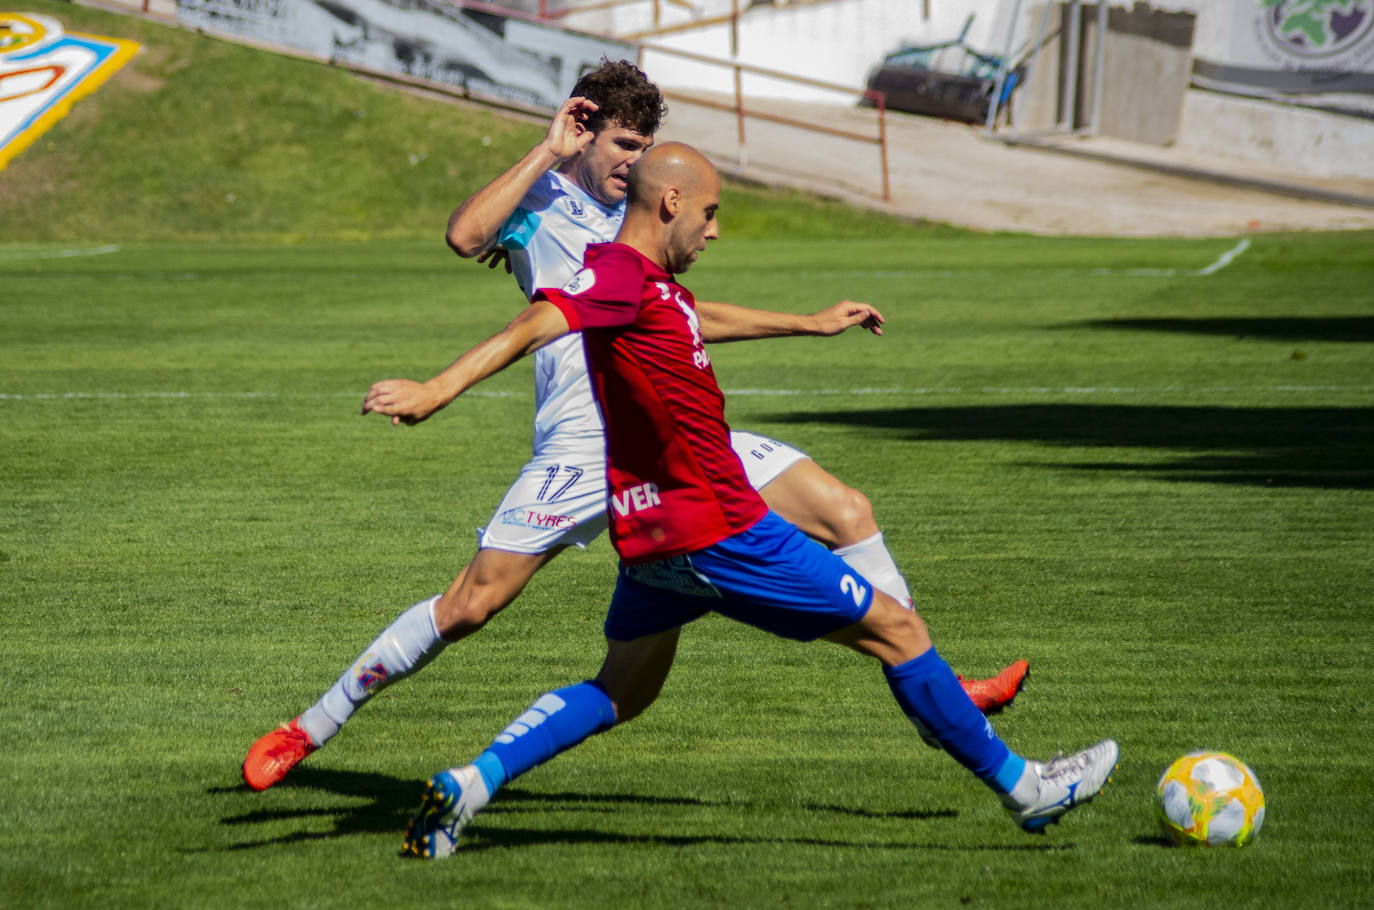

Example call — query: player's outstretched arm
[445,97,599,258]
[695,299,885,343]
[362,302,571,426]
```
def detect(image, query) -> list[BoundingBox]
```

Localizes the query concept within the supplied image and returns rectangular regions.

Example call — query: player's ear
[663,185,682,217]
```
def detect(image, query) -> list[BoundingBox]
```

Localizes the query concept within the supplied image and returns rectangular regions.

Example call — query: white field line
[1195,238,1252,276]
[795,239,1255,280]
[3,384,1369,403]
[0,390,526,401]
[0,241,1253,276]
[0,244,121,260]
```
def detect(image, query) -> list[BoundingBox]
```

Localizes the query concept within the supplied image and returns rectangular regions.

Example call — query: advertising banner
[176,0,634,110]
[1192,0,1374,109]
[0,12,140,170]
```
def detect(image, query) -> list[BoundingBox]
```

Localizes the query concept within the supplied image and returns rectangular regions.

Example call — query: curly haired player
[356,142,1116,856]
[242,62,1026,792]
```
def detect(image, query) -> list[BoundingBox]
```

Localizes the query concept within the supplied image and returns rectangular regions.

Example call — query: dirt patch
[114,41,171,93]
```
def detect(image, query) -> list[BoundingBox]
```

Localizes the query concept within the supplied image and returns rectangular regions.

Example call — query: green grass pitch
[2,232,1371,908]
[2,1,1372,905]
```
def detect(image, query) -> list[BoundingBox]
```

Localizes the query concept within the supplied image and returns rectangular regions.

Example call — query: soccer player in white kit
[242,62,1026,791]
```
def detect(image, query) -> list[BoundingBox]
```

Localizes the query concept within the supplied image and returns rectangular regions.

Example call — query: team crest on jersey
[564,198,585,217]
[562,267,595,295]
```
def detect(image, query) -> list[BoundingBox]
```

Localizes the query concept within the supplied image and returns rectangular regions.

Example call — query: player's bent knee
[832,486,878,546]
[802,481,878,549]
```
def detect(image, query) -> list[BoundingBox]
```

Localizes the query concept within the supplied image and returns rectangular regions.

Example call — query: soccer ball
[1156,751,1265,846]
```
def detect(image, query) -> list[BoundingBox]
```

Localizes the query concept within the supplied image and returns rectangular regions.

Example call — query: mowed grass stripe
[2,231,1371,909]
[1,0,1370,902]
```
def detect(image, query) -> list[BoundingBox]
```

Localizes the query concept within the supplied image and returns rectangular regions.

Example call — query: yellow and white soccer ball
[1156,751,1265,846]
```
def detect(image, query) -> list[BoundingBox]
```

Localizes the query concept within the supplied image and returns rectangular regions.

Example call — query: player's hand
[543,96,598,162]
[478,246,512,273]
[361,379,442,426]
[811,300,885,336]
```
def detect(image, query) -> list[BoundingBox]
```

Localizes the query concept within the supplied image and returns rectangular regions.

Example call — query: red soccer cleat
[242,717,317,791]
[959,660,1030,714]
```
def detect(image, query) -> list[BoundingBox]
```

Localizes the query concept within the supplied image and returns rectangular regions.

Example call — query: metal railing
[636,41,890,201]
[503,0,892,201]
[538,0,696,26]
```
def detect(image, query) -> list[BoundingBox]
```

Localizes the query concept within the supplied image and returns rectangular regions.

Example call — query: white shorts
[729,430,809,491]
[477,455,610,554]
[477,430,809,555]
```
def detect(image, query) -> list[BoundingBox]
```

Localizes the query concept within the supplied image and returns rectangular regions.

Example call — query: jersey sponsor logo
[655,281,711,369]
[840,574,868,607]
[562,267,595,296]
[499,507,578,530]
[494,692,566,745]
[611,481,661,516]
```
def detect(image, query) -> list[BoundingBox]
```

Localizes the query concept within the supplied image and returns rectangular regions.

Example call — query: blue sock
[470,681,616,795]
[885,649,1024,792]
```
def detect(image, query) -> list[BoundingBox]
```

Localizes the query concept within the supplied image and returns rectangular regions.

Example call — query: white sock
[833,532,912,605]
[1000,759,1044,810]
[298,595,446,746]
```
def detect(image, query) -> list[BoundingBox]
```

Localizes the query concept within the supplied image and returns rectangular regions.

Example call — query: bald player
[241,64,1026,798]
[362,143,1118,859]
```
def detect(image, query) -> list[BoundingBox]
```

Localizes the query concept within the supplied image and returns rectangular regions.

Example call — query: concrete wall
[87,0,178,17]
[1011,2,1195,146]
[1011,1,1373,179]
[1177,90,1374,180]
[566,0,1374,181]
[1080,2,1195,144]
[87,0,1374,182]
[1012,2,1066,131]
[608,0,1015,103]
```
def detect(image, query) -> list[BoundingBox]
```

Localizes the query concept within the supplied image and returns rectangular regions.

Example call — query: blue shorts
[604,511,875,643]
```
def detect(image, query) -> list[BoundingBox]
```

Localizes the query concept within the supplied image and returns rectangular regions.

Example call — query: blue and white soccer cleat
[1005,739,1120,833]
[401,765,490,858]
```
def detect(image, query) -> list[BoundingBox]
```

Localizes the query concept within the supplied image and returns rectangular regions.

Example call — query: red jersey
[537,242,768,563]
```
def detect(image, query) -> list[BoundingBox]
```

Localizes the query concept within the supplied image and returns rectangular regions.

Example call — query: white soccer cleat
[401,765,490,858]
[1005,739,1120,833]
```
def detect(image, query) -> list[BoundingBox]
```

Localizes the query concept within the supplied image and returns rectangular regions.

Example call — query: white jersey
[499,169,624,458]
[476,168,809,556]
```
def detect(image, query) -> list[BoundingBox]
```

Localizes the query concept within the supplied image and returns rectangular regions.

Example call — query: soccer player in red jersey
[362,144,1118,858]
[242,64,1023,795]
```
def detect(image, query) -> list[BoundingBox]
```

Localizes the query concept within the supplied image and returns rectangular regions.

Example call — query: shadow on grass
[1131,833,1177,848]
[208,769,1042,854]
[1068,316,1374,343]
[211,767,420,850]
[765,404,1374,490]
[457,824,1068,854]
